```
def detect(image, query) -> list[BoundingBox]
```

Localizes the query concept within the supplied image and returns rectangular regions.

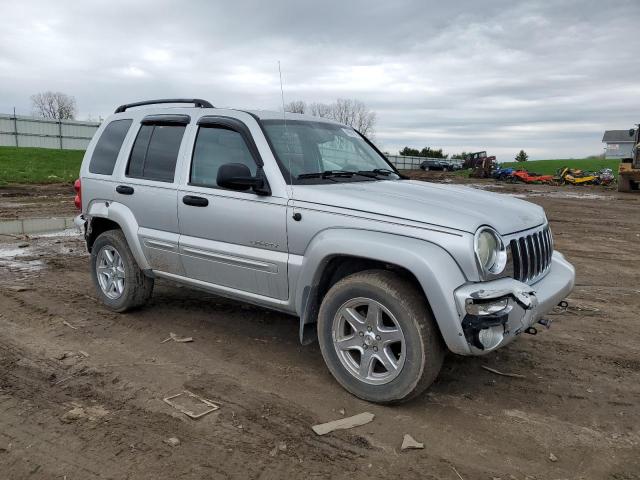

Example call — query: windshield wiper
[297,170,391,180]
[297,170,357,179]
[357,168,396,177]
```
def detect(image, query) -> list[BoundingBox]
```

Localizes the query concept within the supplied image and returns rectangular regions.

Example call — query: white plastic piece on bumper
[73,214,85,233]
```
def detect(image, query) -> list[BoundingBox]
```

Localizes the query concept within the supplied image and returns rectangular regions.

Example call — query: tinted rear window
[126,124,186,183]
[88,119,132,175]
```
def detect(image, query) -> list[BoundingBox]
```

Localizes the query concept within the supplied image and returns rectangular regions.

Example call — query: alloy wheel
[331,297,406,385]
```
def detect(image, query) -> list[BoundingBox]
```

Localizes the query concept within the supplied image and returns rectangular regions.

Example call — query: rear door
[115,114,190,275]
[177,116,288,300]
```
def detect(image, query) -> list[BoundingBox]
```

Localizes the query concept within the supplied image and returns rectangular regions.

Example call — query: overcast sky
[1,0,638,160]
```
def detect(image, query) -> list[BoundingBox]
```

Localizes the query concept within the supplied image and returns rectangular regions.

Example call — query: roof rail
[114,98,214,113]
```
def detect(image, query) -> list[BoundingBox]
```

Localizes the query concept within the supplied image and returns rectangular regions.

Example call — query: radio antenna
[278,61,294,193]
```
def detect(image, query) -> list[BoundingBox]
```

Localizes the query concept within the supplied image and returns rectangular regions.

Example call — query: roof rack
[114,98,214,113]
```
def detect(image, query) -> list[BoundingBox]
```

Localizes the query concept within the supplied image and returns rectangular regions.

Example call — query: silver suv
[74,98,575,403]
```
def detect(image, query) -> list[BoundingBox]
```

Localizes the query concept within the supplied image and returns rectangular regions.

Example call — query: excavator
[618,126,640,192]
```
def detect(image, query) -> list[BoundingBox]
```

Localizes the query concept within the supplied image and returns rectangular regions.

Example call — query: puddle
[0,247,29,259]
[465,183,615,200]
[506,192,614,200]
[0,229,85,282]
[35,228,81,238]
[466,183,506,190]
[0,244,46,274]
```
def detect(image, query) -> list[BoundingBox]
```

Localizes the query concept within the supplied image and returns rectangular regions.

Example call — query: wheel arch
[295,229,471,354]
[85,200,151,271]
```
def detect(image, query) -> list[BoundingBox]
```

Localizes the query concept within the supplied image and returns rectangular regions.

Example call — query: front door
[177,117,288,300]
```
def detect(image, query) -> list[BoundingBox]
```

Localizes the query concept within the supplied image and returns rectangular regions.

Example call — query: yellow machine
[618,126,640,192]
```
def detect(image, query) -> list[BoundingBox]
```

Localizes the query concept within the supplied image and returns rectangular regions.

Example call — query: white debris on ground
[311,412,375,435]
[401,434,424,451]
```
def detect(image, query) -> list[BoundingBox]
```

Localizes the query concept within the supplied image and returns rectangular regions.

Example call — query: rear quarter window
[88,119,133,175]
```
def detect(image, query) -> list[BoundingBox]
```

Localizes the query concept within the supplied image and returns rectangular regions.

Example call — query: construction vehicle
[618,126,640,192]
[465,151,496,178]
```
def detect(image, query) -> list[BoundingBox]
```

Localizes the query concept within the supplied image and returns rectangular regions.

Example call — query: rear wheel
[317,270,444,403]
[91,229,153,312]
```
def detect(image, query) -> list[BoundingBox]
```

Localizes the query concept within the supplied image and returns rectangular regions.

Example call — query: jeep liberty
[74,98,575,403]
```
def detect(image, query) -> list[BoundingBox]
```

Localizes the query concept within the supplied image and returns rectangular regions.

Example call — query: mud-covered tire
[317,270,445,404]
[90,229,153,312]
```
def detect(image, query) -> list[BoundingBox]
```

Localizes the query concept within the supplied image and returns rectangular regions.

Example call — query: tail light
[74,179,82,210]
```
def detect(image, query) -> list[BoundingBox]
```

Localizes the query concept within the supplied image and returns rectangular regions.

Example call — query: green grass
[0,146,623,185]
[500,158,620,177]
[0,146,84,185]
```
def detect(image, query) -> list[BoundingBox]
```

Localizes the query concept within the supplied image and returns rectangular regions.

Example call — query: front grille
[510,226,553,283]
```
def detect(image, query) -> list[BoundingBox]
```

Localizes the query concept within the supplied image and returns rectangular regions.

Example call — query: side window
[126,124,186,182]
[190,127,257,188]
[88,119,132,175]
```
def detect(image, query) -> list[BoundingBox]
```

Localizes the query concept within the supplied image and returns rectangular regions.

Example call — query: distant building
[602,129,636,159]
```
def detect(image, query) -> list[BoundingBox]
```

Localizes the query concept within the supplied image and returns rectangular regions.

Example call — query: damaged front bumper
[453,251,575,355]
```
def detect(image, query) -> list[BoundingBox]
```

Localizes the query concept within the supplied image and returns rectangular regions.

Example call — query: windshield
[262,120,400,184]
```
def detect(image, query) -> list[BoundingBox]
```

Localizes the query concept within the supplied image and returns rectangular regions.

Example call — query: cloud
[0,0,638,160]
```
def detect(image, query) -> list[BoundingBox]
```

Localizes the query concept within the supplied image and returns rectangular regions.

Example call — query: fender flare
[86,200,150,270]
[294,228,472,354]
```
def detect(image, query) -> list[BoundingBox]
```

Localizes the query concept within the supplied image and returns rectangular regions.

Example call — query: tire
[90,229,154,312]
[317,270,445,404]
[618,175,632,193]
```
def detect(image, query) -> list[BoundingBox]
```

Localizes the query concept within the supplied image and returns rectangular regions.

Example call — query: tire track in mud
[0,328,373,480]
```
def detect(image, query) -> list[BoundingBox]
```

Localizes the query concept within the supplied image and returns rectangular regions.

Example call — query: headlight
[474,227,507,277]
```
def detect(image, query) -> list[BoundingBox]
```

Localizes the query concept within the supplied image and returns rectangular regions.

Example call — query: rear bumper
[453,251,575,355]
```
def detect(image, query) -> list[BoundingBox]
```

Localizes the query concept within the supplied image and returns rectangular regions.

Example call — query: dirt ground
[0,183,77,220]
[0,176,639,479]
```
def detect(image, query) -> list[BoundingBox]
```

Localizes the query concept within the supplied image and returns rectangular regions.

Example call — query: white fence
[0,113,100,150]
[0,115,462,172]
[386,154,463,170]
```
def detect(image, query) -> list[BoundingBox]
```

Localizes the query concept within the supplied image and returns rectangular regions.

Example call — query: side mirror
[630,128,636,137]
[217,163,268,194]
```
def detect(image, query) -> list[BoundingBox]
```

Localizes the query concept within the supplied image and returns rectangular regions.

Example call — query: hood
[291,180,545,235]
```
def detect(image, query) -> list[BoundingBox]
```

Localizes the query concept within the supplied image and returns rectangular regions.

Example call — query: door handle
[116,185,134,195]
[182,195,209,207]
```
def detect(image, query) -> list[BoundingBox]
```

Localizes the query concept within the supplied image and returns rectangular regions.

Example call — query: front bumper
[453,251,575,355]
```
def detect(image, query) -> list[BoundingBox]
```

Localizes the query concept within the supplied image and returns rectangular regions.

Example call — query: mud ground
[0,176,639,479]
[0,184,77,220]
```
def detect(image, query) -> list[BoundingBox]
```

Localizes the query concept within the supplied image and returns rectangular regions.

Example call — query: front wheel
[317,270,445,404]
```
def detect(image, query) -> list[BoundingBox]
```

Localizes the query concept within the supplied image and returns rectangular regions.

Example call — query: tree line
[398,146,471,159]
[25,91,532,162]
[284,99,376,137]
[399,146,530,162]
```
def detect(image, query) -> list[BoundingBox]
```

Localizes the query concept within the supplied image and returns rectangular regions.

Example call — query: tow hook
[538,318,552,329]
[524,326,537,335]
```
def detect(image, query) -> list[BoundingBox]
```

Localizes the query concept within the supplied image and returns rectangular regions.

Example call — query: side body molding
[292,229,472,355]
[86,200,151,271]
